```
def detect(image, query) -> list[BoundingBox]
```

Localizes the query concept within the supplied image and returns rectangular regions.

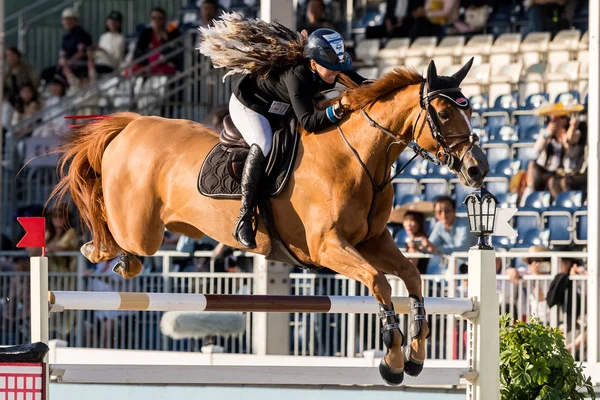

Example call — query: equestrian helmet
[303,28,352,71]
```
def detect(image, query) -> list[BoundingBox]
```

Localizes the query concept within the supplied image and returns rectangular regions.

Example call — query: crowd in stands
[0,0,591,353]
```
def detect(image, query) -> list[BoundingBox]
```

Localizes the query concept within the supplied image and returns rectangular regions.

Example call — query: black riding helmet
[303,28,352,71]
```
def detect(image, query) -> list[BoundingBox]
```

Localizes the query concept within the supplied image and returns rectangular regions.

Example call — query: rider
[229,28,367,249]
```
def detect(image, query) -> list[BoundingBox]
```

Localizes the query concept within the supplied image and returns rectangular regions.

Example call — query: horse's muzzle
[460,145,489,188]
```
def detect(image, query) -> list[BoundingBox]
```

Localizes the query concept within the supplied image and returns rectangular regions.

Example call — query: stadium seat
[512,143,538,167]
[482,143,512,171]
[548,29,582,66]
[520,63,548,100]
[520,126,542,141]
[546,63,580,103]
[462,34,494,65]
[355,39,380,66]
[540,191,583,246]
[469,94,488,128]
[377,38,410,60]
[426,162,451,177]
[513,211,541,232]
[488,125,519,143]
[482,93,518,127]
[450,179,471,211]
[420,179,450,201]
[490,159,520,177]
[520,32,551,68]
[554,90,580,106]
[393,179,420,197]
[514,228,550,248]
[574,210,588,245]
[394,194,424,207]
[496,192,518,208]
[484,178,509,195]
[490,33,521,67]
[522,191,552,209]
[394,228,409,248]
[512,92,548,130]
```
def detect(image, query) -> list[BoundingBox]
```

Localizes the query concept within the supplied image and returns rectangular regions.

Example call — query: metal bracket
[49,301,63,313]
[50,367,65,383]
[460,297,479,321]
[460,369,479,384]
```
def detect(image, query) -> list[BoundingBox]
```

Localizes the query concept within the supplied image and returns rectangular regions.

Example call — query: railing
[0,250,590,364]
[5,0,189,72]
[1,29,231,238]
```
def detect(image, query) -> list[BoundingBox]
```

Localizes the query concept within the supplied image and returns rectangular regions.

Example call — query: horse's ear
[451,57,474,85]
[426,60,438,88]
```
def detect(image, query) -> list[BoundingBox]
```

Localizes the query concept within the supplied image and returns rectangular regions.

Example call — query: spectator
[94,11,125,73]
[525,112,587,198]
[423,196,475,254]
[298,0,335,35]
[61,49,100,115]
[32,75,69,139]
[199,0,220,28]
[402,210,430,275]
[132,7,182,75]
[410,0,460,39]
[523,0,569,36]
[4,47,40,108]
[41,8,93,84]
[12,83,41,138]
[366,0,422,39]
[44,208,79,273]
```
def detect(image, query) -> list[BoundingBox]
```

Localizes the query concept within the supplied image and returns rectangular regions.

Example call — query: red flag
[16,217,46,256]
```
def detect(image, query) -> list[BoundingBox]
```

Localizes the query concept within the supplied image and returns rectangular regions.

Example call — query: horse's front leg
[316,233,406,385]
[356,230,430,378]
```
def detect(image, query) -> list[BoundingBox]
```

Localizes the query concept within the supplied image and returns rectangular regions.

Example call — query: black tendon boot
[232,144,266,248]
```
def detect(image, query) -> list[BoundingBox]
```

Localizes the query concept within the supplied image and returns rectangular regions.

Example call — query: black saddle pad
[198,120,299,199]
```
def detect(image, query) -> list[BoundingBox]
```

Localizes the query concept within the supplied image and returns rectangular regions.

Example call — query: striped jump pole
[29,249,499,400]
[47,291,475,316]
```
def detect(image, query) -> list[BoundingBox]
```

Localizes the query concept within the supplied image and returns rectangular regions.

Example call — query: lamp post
[464,188,500,400]
[464,187,498,250]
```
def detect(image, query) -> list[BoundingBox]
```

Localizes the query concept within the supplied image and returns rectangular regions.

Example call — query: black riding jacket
[231,60,366,132]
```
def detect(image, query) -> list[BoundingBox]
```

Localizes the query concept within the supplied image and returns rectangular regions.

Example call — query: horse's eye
[438,111,450,120]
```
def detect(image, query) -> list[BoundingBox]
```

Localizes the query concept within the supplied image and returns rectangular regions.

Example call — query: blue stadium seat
[512,92,548,131]
[482,143,512,173]
[514,228,550,248]
[549,191,583,211]
[512,143,538,167]
[394,194,424,207]
[496,192,518,208]
[469,94,488,128]
[426,162,452,177]
[490,159,520,177]
[393,180,420,198]
[554,90,580,106]
[543,214,572,245]
[484,178,509,195]
[482,93,518,127]
[522,191,552,209]
[394,228,409,248]
[395,152,425,176]
[488,125,519,143]
[420,179,450,201]
[492,235,513,250]
[520,125,542,141]
[451,179,472,211]
[574,210,588,245]
[513,211,541,232]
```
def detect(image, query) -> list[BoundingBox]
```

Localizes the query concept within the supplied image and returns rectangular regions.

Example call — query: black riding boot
[233,144,266,248]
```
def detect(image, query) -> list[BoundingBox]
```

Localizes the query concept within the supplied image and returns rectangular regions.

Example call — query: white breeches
[229,94,273,156]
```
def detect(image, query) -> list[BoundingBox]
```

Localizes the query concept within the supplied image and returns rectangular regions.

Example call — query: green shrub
[499,314,595,399]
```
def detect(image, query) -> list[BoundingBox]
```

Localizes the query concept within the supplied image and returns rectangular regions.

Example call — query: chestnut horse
[51,59,488,385]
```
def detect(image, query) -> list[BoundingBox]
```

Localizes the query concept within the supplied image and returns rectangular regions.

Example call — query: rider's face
[311,60,340,84]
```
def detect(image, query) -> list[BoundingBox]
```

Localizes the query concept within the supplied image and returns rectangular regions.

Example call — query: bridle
[334,79,480,224]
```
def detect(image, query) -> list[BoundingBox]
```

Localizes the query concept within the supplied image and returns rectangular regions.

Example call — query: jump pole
[30,249,499,399]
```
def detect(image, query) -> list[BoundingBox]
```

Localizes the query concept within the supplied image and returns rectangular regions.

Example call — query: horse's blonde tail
[49,112,141,261]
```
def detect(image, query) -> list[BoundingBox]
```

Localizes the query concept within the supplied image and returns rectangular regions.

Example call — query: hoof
[379,358,404,386]
[403,345,424,377]
[112,256,143,279]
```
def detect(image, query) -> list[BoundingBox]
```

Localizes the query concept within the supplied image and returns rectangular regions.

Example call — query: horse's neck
[340,85,419,185]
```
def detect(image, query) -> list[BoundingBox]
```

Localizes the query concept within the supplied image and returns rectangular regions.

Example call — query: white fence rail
[0,250,589,363]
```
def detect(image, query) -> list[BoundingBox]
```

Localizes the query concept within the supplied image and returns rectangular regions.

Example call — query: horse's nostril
[468,166,482,179]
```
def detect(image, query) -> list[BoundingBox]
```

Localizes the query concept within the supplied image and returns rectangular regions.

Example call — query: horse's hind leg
[80,241,119,263]
[356,231,430,378]
[317,233,406,386]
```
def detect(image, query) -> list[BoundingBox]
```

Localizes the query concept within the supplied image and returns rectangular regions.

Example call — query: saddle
[198,115,298,198]
[198,115,313,269]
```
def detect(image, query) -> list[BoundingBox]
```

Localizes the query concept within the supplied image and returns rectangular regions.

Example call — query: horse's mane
[343,67,423,110]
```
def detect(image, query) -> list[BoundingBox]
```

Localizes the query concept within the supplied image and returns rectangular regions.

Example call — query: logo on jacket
[322,32,345,61]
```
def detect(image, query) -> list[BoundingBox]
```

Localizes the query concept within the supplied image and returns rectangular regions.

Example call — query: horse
[50,59,489,385]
